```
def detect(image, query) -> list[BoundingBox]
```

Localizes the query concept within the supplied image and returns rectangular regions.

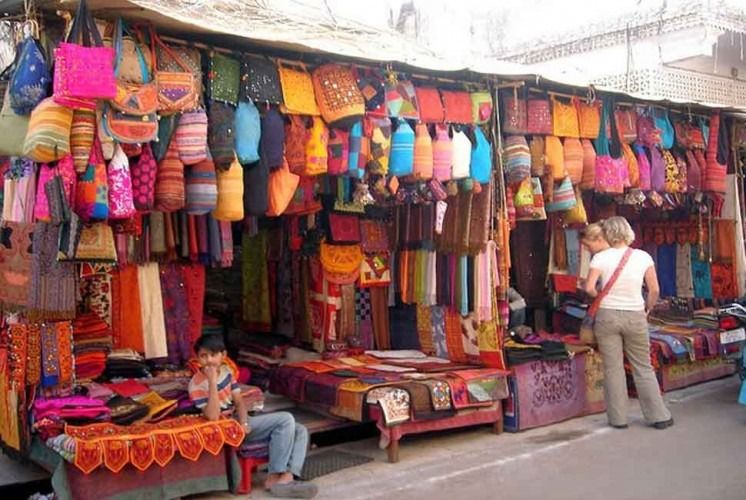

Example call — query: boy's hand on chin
[204,365,218,384]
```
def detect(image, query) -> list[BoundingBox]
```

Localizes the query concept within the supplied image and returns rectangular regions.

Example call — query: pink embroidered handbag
[107,144,136,219]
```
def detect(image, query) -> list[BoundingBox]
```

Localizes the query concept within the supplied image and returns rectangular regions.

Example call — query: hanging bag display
[685,149,702,192]
[151,28,200,114]
[501,86,527,135]
[594,97,625,194]
[53,0,116,108]
[389,119,415,177]
[244,155,269,216]
[365,116,391,175]
[385,75,419,120]
[470,126,491,184]
[451,126,472,179]
[653,107,675,150]
[432,124,453,181]
[23,97,73,163]
[0,85,29,156]
[441,90,472,124]
[563,137,583,185]
[327,128,350,176]
[545,176,576,212]
[415,86,445,123]
[674,119,705,149]
[576,98,601,140]
[285,114,308,175]
[266,158,300,217]
[552,96,579,138]
[154,139,185,212]
[637,110,661,147]
[9,31,51,115]
[208,52,240,106]
[70,109,96,172]
[107,144,136,219]
[633,144,652,191]
[311,63,364,128]
[278,61,319,115]
[614,107,638,144]
[347,120,366,179]
[103,105,158,144]
[75,138,109,221]
[240,55,283,105]
[529,136,545,177]
[152,113,177,161]
[130,143,157,210]
[649,146,666,192]
[580,139,596,190]
[304,116,329,176]
[621,142,639,188]
[174,108,209,165]
[470,91,493,125]
[234,100,261,165]
[526,93,553,135]
[185,152,218,215]
[544,135,566,181]
[353,67,386,117]
[704,111,727,194]
[208,100,236,170]
[260,107,285,169]
[212,155,244,221]
[563,186,587,224]
[413,123,434,180]
[579,248,633,344]
[108,20,158,116]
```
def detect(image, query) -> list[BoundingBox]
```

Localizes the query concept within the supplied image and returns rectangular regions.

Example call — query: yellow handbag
[544,135,566,181]
[304,116,329,176]
[563,186,587,225]
[212,156,244,221]
[552,96,580,138]
[580,139,596,191]
[529,136,545,176]
[278,61,319,116]
[23,97,73,163]
[621,142,639,188]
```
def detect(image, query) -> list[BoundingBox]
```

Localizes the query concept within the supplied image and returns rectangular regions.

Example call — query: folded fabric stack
[692,307,719,330]
[46,434,76,463]
[33,396,112,434]
[105,349,151,379]
[504,338,569,366]
[237,332,291,360]
[72,313,113,381]
[237,349,280,390]
[106,395,150,425]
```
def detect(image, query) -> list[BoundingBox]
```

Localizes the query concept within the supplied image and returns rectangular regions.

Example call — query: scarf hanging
[426,251,437,306]
[28,223,77,320]
[431,306,448,359]
[178,212,189,259]
[0,346,23,451]
[187,215,199,262]
[308,256,341,351]
[164,212,177,262]
[196,215,210,264]
[468,184,491,255]
[338,284,357,342]
[242,231,272,332]
[111,265,145,352]
[355,287,374,350]
[207,215,223,265]
[458,255,469,316]
[444,308,466,362]
[0,221,35,311]
[159,264,192,365]
[149,212,167,261]
[182,263,206,345]
[676,243,694,298]
[691,245,713,299]
[565,229,581,276]
[293,254,313,345]
[137,263,168,359]
[220,220,234,267]
[458,191,474,254]
[80,272,112,326]
[26,324,41,386]
[40,321,73,389]
[416,304,434,354]
[276,248,295,338]
[370,286,390,350]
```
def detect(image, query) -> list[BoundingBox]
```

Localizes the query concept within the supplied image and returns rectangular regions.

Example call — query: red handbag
[440,90,473,124]
[130,143,158,211]
[526,96,552,135]
[614,108,638,143]
[414,86,444,123]
[502,87,527,135]
[328,213,361,243]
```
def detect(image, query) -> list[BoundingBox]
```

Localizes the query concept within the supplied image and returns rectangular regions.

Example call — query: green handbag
[208,52,240,105]
[0,86,29,156]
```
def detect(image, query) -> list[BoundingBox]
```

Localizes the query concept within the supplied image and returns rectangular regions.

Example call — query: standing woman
[582,217,673,430]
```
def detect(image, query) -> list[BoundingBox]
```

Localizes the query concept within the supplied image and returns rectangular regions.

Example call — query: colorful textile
[691,247,713,299]
[242,231,272,332]
[40,322,74,389]
[355,288,374,350]
[431,306,448,359]
[309,256,341,351]
[0,221,35,310]
[79,273,112,327]
[656,243,677,298]
[137,264,168,359]
[370,287,390,350]
[64,415,245,474]
[444,309,467,362]
[182,263,206,344]
[159,264,191,365]
[110,265,145,352]
[28,223,77,320]
[675,243,694,298]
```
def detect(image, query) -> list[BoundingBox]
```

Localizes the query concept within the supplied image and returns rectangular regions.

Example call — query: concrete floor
[194,375,746,500]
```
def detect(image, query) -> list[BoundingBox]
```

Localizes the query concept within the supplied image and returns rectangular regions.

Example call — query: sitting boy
[189,335,318,499]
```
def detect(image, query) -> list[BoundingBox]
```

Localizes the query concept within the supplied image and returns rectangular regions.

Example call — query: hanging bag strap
[67,0,103,47]
[113,18,149,81]
[588,247,633,318]
[149,25,192,74]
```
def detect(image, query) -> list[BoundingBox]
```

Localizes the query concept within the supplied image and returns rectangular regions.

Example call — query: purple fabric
[159,264,191,365]
[259,108,285,169]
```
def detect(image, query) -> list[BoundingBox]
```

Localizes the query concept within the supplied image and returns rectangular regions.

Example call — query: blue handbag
[234,100,261,164]
[653,108,674,150]
[9,36,51,115]
[470,126,492,183]
[389,118,414,177]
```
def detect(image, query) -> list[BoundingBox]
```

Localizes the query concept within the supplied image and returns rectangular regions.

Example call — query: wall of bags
[499,80,746,311]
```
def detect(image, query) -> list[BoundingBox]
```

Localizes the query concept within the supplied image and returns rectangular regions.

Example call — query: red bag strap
[588,247,633,317]
[148,25,191,74]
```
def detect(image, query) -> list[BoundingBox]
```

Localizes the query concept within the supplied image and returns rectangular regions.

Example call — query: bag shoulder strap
[588,247,634,317]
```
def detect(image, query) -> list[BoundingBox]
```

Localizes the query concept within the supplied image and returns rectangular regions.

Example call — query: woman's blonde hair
[580,222,605,242]
[602,216,635,246]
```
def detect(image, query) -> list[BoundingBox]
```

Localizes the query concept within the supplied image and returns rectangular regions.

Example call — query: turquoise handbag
[389,118,414,177]
[470,126,492,184]
[653,108,675,150]
[234,100,261,164]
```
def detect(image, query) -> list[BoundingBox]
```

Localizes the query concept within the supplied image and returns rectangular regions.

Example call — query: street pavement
[195,375,746,500]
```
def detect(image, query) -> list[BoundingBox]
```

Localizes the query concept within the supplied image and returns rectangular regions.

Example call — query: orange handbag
[576,98,601,139]
[552,96,579,138]
[266,158,300,217]
[311,63,364,128]
[563,137,583,185]
[544,135,566,181]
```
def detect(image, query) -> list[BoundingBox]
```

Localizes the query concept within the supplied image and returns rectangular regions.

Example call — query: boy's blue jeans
[244,411,309,476]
